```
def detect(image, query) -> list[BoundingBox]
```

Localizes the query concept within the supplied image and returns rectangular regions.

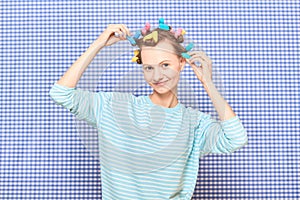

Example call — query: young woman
[49,20,248,199]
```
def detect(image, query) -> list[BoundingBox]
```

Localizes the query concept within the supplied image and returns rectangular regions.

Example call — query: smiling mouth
[153,80,168,86]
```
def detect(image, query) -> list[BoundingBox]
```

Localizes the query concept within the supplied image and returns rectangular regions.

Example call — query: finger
[191,55,210,66]
[110,25,127,39]
[186,58,201,68]
[191,60,211,71]
[189,53,205,61]
[114,32,123,38]
[189,51,211,63]
[118,24,131,39]
[190,64,203,77]
[120,24,131,36]
[188,51,203,55]
[113,29,125,39]
[185,58,196,66]
[189,57,203,64]
[190,62,202,71]
[192,50,209,56]
[189,57,204,66]
[188,51,206,57]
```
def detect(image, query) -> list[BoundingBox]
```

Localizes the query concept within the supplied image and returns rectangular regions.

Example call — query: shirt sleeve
[49,82,111,128]
[196,113,248,156]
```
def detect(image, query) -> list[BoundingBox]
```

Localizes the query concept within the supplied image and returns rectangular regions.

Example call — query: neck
[149,89,178,108]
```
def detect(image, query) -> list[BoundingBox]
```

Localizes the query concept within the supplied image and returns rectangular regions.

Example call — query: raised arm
[49,24,131,128]
[186,51,236,121]
[187,51,247,155]
[57,24,131,88]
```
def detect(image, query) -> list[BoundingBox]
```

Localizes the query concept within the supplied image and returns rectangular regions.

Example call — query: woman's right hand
[98,24,132,47]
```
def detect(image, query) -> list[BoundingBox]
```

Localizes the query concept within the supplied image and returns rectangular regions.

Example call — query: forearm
[56,36,106,88]
[202,81,236,121]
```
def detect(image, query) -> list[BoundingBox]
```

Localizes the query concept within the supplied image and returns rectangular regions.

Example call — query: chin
[153,88,171,95]
[151,85,177,95]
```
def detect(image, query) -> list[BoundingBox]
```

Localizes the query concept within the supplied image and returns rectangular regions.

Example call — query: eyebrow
[159,60,172,64]
[143,60,172,66]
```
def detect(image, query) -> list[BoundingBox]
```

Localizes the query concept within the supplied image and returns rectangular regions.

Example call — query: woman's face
[141,41,186,95]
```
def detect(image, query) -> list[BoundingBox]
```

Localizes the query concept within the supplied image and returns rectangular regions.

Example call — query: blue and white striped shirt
[49,83,248,200]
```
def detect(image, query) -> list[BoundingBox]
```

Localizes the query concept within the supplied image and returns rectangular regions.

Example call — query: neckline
[146,95,182,113]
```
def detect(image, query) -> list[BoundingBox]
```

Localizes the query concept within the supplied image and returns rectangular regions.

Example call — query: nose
[152,67,164,82]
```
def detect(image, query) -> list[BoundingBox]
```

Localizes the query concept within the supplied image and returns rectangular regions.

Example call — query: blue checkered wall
[1,1,299,199]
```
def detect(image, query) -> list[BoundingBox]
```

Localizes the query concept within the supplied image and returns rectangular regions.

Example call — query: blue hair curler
[158,18,170,31]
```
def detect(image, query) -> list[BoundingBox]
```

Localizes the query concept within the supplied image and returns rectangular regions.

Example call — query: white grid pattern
[1,0,299,199]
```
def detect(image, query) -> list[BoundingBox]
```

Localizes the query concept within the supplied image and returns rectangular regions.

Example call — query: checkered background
[1,1,299,199]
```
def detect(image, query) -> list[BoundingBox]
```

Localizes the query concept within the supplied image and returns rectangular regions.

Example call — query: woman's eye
[144,66,153,71]
[162,63,169,68]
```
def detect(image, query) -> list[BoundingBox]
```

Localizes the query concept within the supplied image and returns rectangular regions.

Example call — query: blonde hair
[134,28,187,64]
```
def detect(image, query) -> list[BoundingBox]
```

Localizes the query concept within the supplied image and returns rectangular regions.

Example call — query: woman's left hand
[186,51,213,85]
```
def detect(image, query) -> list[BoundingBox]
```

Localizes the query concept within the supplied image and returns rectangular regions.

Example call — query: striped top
[49,83,248,200]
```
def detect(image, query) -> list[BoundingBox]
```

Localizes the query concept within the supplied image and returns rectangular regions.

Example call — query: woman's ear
[179,57,186,71]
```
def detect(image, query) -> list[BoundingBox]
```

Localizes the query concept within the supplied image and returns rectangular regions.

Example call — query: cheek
[143,72,152,82]
[164,68,180,80]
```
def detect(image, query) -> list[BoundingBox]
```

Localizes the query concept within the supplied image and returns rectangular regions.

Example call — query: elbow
[241,133,248,148]
[49,84,62,103]
[209,117,249,154]
[239,129,248,147]
[48,83,74,105]
[228,130,248,153]
[49,85,57,102]
[216,128,248,154]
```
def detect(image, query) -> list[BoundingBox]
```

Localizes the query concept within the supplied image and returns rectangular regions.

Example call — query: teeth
[155,80,167,84]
